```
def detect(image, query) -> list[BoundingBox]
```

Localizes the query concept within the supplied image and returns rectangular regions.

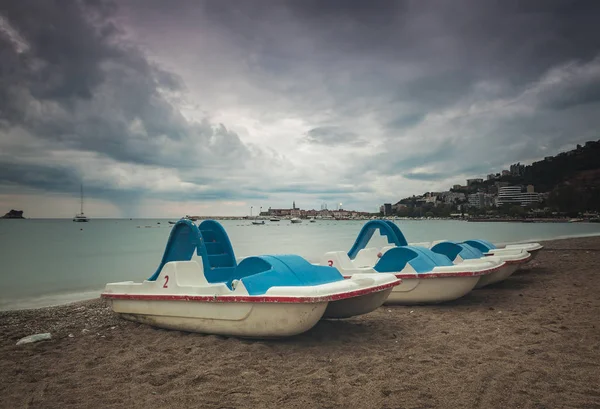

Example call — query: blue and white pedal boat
[356,220,534,288]
[321,221,504,305]
[411,239,542,262]
[423,241,531,288]
[460,239,543,261]
[102,220,400,338]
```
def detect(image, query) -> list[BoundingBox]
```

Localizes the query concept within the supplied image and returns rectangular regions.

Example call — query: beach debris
[16,333,52,345]
[68,333,74,338]
[81,329,90,334]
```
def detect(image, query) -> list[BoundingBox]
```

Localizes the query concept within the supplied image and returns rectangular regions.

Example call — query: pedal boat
[460,239,543,261]
[426,241,531,288]
[351,219,535,287]
[410,239,542,263]
[321,221,504,305]
[102,220,399,338]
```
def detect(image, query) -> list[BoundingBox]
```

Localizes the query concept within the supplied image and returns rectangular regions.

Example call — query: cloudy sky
[1,0,600,217]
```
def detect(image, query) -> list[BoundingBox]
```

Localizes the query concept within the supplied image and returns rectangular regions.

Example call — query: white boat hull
[474,264,519,288]
[324,287,393,318]
[384,276,480,305]
[109,298,327,338]
[102,260,400,338]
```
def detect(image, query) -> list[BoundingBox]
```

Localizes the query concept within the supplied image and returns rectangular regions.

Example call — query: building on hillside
[466,178,484,186]
[393,203,408,212]
[383,203,392,216]
[468,193,484,209]
[510,163,525,176]
[487,173,498,181]
[422,193,439,206]
[468,193,496,209]
[497,186,541,207]
[444,192,466,204]
[501,170,510,176]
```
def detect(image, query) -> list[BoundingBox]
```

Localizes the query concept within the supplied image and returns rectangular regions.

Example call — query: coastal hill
[393,139,600,216]
[1,210,25,219]
[470,139,600,213]
[498,139,599,193]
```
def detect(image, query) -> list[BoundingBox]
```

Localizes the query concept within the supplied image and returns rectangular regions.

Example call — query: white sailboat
[250,206,264,225]
[73,184,89,222]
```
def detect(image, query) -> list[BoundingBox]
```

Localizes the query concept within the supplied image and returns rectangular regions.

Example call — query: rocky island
[1,209,25,219]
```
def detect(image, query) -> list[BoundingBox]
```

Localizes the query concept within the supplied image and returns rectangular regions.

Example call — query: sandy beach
[1,237,599,409]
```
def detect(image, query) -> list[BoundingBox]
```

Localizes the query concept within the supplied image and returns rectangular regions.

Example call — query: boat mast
[80,184,84,214]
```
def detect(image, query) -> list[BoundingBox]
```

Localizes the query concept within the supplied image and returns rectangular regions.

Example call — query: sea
[1,218,600,311]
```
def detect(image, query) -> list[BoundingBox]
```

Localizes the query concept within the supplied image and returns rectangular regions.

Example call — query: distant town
[256,202,374,220]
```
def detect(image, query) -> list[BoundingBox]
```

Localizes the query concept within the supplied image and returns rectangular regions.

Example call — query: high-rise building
[497,186,540,207]
[383,203,392,216]
[509,163,525,176]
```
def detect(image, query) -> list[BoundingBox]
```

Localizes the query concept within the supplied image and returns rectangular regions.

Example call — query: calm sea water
[1,218,599,310]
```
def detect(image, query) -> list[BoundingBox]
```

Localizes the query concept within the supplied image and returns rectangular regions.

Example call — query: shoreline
[1,236,599,408]
[3,233,600,313]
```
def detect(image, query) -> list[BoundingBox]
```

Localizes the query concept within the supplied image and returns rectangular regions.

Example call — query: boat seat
[354,247,380,268]
[463,239,497,252]
[172,261,209,286]
[237,255,343,296]
[375,246,453,273]
[430,242,484,262]
[320,251,356,271]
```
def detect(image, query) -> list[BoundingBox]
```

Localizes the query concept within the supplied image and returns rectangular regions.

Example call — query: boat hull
[474,264,519,288]
[108,298,328,338]
[384,276,480,305]
[323,287,393,318]
[525,248,541,261]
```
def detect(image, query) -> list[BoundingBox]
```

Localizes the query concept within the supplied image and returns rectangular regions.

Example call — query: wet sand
[1,237,599,409]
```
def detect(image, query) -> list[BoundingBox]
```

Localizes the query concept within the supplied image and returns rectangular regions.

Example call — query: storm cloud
[1,0,600,216]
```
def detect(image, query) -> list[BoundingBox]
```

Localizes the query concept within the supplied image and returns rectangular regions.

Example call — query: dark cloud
[0,0,253,172]
[2,0,600,214]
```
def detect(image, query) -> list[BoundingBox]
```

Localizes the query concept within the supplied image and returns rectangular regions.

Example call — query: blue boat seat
[462,239,497,253]
[237,255,343,296]
[430,241,484,262]
[374,246,453,274]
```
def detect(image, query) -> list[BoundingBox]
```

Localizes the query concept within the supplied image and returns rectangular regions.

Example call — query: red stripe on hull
[343,264,506,280]
[101,280,401,304]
